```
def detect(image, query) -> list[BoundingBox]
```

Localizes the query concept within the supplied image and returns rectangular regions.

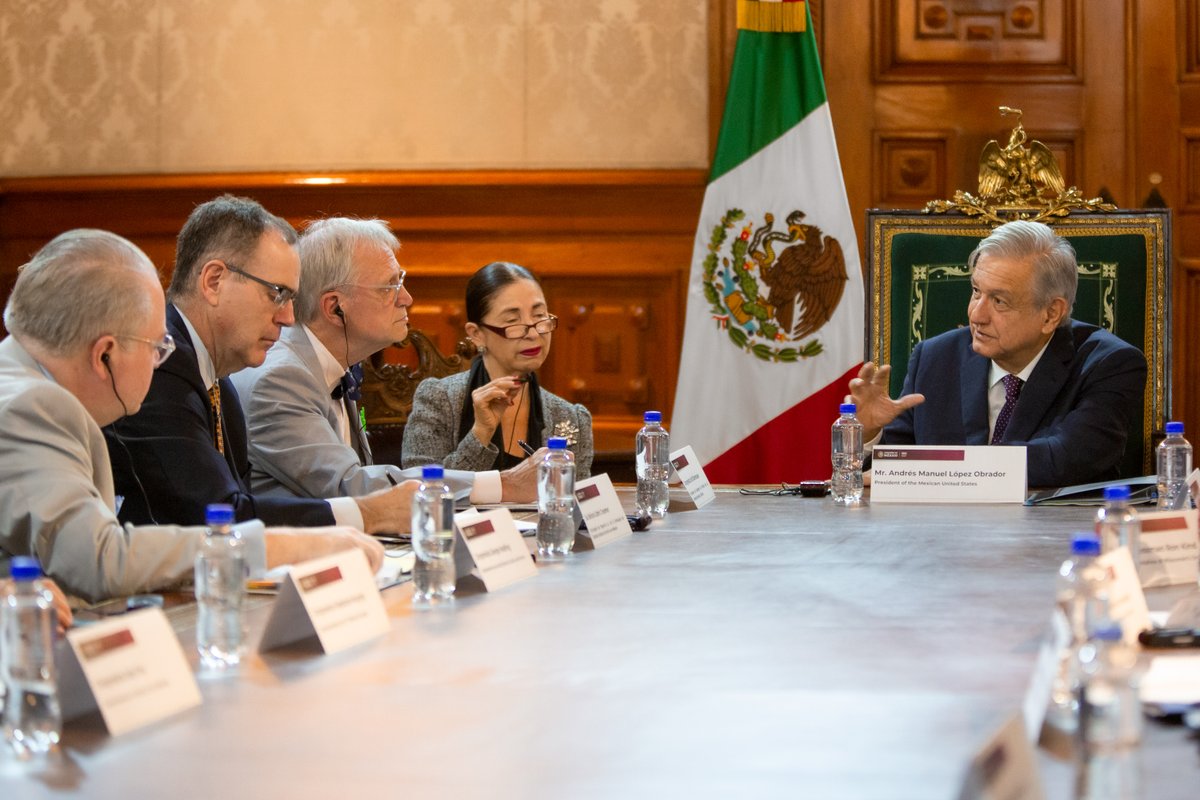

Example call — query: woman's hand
[470,375,525,445]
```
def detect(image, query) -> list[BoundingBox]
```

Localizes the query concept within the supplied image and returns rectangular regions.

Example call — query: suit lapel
[961,350,991,445]
[283,326,343,435]
[1003,328,1072,443]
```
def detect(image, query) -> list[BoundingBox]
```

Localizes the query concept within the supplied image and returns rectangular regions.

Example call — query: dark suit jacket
[880,321,1147,488]
[103,305,335,527]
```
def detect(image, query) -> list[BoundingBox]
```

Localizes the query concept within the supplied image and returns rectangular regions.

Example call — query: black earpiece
[334,303,344,319]
[101,352,110,365]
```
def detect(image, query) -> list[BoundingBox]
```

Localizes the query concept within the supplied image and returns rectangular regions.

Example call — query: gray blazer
[402,370,594,478]
[0,336,208,602]
[231,325,475,499]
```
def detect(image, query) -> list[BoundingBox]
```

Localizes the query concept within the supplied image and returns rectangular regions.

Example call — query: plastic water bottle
[536,437,576,560]
[1074,625,1142,800]
[635,410,670,519]
[195,503,246,669]
[1049,532,1106,730]
[1,556,61,756]
[411,464,456,606]
[831,403,864,505]
[1156,421,1193,509]
[1095,485,1140,569]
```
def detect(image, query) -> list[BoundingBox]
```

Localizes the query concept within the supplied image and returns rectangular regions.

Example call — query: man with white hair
[0,229,383,602]
[849,219,1147,487]
[230,216,539,502]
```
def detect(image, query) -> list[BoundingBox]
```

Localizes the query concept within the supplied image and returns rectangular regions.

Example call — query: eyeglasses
[338,271,407,304]
[478,314,558,340]
[117,332,176,367]
[225,263,297,308]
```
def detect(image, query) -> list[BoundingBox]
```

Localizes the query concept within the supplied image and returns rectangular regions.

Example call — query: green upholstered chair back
[865,210,1171,478]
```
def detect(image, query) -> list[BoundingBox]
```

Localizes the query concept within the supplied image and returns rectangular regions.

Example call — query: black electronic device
[1138,627,1200,649]
[798,480,829,497]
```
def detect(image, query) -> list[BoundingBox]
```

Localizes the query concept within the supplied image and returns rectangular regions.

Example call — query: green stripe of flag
[709,12,828,183]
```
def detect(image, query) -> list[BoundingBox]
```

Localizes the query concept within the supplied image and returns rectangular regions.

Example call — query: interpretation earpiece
[334,304,345,320]
[101,352,110,366]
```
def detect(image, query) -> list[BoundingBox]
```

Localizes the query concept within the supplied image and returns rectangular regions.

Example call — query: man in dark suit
[849,220,1147,488]
[105,195,415,532]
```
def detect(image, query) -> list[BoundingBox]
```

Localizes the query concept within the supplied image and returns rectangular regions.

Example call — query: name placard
[574,473,634,548]
[958,712,1045,800]
[453,508,538,591]
[259,549,389,654]
[871,445,1026,503]
[1136,509,1200,588]
[60,608,201,736]
[669,445,716,509]
[1095,546,1152,645]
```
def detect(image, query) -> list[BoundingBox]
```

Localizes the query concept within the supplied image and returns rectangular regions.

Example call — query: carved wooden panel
[1183,0,1200,80]
[874,132,948,207]
[1185,130,1200,208]
[876,0,1080,81]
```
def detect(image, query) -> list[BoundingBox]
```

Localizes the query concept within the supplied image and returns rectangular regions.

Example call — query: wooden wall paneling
[872,131,950,208]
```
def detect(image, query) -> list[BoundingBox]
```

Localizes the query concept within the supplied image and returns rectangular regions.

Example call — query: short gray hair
[295,217,400,324]
[969,220,1076,326]
[4,229,160,355]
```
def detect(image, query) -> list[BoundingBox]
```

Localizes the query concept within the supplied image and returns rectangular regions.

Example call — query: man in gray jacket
[0,229,383,602]
[231,217,539,503]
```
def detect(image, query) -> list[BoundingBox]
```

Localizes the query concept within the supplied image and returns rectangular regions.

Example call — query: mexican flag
[671,0,864,483]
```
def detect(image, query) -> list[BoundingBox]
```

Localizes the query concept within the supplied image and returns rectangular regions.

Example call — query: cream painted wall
[0,0,708,176]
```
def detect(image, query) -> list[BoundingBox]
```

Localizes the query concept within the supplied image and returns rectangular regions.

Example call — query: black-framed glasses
[338,270,407,304]
[225,263,297,308]
[117,332,176,367]
[478,314,558,340]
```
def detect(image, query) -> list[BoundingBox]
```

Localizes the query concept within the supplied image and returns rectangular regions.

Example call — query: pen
[518,439,536,456]
[386,473,398,486]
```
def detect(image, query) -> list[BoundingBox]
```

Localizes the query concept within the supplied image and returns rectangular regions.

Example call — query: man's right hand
[847,362,925,441]
[499,447,547,503]
[354,480,420,535]
[263,526,386,573]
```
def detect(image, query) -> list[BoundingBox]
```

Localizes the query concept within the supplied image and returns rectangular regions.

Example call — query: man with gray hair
[230,216,539,503]
[849,219,1147,487]
[0,229,383,602]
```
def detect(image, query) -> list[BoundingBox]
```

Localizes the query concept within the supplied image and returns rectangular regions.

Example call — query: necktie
[208,382,225,455]
[991,374,1023,444]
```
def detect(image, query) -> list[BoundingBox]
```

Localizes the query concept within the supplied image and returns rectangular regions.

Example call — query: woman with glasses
[402,261,593,478]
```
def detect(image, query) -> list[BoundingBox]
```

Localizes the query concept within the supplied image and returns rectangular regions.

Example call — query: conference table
[4,488,1198,798]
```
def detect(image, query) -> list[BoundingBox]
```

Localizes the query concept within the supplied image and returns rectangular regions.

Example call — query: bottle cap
[1070,532,1101,556]
[205,503,235,526]
[839,403,856,414]
[1102,485,1131,502]
[1092,625,1123,642]
[1166,420,1185,435]
[548,437,568,449]
[9,555,42,581]
[422,465,445,480]
[644,411,662,423]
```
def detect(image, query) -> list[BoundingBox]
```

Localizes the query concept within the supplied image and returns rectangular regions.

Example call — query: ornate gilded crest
[702,208,848,362]
[924,107,1117,224]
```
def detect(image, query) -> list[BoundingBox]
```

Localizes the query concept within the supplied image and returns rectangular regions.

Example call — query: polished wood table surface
[4,489,1198,798]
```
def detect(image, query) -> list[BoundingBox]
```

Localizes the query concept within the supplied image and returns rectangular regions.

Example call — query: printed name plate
[259,549,389,654]
[61,608,201,736]
[669,445,716,509]
[1135,509,1200,588]
[453,508,538,591]
[1095,546,1153,644]
[574,473,634,548]
[958,712,1045,800]
[871,445,1026,503]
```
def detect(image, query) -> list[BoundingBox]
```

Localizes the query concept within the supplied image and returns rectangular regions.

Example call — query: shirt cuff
[232,519,267,578]
[469,470,503,504]
[328,496,365,530]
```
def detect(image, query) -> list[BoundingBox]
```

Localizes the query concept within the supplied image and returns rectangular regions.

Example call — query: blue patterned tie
[991,374,1023,444]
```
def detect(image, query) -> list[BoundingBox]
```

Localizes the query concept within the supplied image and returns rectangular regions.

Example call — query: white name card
[1095,546,1153,645]
[871,445,1026,503]
[259,549,389,655]
[454,508,538,591]
[1136,509,1200,588]
[574,473,634,548]
[669,445,716,509]
[60,608,201,736]
[958,712,1045,800]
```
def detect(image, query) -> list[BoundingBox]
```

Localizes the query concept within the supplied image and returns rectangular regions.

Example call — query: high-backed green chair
[865,210,1171,478]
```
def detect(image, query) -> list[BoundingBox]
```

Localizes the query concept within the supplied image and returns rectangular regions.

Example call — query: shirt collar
[302,325,348,393]
[988,335,1053,388]
[174,307,217,390]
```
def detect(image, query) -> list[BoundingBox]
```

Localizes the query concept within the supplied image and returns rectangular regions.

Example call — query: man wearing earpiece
[229,217,542,503]
[102,195,418,535]
[0,229,384,602]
